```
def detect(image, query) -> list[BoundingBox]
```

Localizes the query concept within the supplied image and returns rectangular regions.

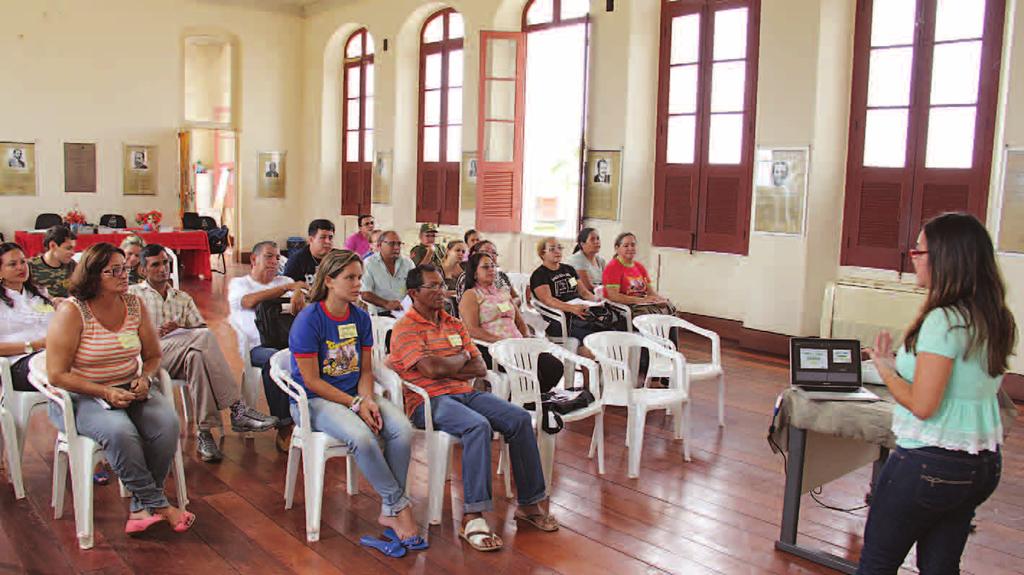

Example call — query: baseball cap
[419,223,438,234]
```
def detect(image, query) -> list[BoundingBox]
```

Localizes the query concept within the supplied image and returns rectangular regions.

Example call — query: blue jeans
[291,395,413,516]
[251,346,291,423]
[411,391,546,513]
[857,446,1002,574]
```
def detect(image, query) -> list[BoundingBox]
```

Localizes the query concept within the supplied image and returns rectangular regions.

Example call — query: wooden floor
[2,264,1023,574]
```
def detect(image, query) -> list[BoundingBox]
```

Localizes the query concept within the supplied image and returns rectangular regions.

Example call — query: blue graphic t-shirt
[288,301,374,401]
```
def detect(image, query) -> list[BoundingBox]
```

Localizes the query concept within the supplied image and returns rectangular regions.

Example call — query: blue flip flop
[360,535,407,558]
[383,527,430,551]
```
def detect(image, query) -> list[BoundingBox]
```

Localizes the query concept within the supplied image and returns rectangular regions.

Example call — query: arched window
[341,28,375,216]
[417,8,464,225]
[652,0,761,255]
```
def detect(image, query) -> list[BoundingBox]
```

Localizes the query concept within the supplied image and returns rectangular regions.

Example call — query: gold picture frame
[583,149,621,220]
[123,144,157,196]
[461,151,478,210]
[373,150,392,204]
[257,151,286,198]
[753,147,809,236]
[0,141,37,196]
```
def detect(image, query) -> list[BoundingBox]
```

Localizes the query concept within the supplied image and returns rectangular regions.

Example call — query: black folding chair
[201,216,229,274]
[34,213,63,230]
[99,214,127,228]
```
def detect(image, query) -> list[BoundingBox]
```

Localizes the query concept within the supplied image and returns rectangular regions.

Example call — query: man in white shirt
[131,244,278,462]
[228,240,305,452]
[361,230,415,316]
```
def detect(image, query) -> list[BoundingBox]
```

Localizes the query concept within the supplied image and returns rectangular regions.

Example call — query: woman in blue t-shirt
[858,213,1016,574]
[288,250,422,546]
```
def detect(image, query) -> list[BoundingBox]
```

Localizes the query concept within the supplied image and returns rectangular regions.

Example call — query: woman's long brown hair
[308,249,362,303]
[904,213,1016,376]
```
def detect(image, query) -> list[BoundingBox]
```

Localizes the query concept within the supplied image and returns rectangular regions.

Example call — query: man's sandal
[514,511,559,532]
[459,517,503,552]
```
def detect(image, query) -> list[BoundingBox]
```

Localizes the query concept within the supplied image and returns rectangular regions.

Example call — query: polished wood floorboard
[2,264,1022,574]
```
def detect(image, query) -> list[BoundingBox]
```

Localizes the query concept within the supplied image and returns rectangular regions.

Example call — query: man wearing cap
[410,223,445,268]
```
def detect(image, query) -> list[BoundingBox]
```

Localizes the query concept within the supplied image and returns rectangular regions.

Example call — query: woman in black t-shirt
[529,237,616,347]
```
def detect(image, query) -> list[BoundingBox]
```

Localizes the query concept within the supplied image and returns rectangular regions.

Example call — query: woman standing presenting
[858,213,1015,574]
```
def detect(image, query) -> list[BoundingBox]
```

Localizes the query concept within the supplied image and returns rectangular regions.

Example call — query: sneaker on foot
[230,402,279,432]
[197,431,223,462]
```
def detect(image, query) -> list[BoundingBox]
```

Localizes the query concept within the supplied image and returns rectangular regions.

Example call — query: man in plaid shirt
[130,244,278,462]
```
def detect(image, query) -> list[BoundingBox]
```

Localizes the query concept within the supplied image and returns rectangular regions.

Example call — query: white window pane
[486,80,516,121]
[365,64,375,97]
[561,0,589,19]
[424,15,444,43]
[867,47,913,107]
[365,96,374,129]
[713,8,748,61]
[870,0,916,46]
[346,99,360,130]
[485,38,518,78]
[345,35,361,58]
[448,12,464,40]
[424,126,440,162]
[424,90,441,125]
[710,61,746,113]
[526,0,553,25]
[448,49,464,87]
[347,66,360,97]
[930,41,982,105]
[448,87,463,125]
[346,131,360,162]
[365,33,375,56]
[708,113,743,165]
[425,53,441,89]
[671,14,700,65]
[935,0,986,42]
[484,122,514,162]
[669,65,698,114]
[863,108,908,168]
[447,125,461,162]
[926,107,976,168]
[363,130,374,162]
[666,115,696,164]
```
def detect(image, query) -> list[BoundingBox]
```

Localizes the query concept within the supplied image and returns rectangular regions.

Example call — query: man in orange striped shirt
[389,265,558,552]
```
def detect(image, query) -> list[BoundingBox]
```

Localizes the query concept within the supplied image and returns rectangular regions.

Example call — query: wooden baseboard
[677,312,790,358]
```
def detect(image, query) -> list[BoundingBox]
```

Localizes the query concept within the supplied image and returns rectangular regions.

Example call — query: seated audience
[389,265,558,551]
[566,227,606,294]
[0,242,53,391]
[228,241,305,451]
[441,240,467,292]
[602,232,676,317]
[29,225,76,298]
[120,234,146,285]
[344,214,375,259]
[410,223,445,268]
[367,229,382,257]
[289,250,421,543]
[530,237,617,346]
[131,244,277,462]
[463,229,480,260]
[459,252,562,393]
[284,219,335,313]
[45,242,194,534]
[361,230,415,316]
[454,240,519,304]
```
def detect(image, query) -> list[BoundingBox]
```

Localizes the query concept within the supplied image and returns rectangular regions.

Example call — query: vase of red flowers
[136,210,162,232]
[64,209,87,234]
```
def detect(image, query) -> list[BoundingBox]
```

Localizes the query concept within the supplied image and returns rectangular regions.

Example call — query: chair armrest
[672,318,722,365]
[603,299,633,332]
[401,380,435,435]
[0,357,13,401]
[648,345,689,395]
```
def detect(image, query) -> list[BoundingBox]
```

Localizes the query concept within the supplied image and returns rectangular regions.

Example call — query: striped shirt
[129,282,204,329]
[68,295,142,386]
[389,307,480,416]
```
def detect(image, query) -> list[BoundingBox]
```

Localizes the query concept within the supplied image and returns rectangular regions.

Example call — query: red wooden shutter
[476,30,526,233]
[417,166,443,222]
[341,29,374,217]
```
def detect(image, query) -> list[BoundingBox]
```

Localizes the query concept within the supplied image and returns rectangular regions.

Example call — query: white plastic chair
[594,286,633,333]
[633,314,726,427]
[490,338,605,481]
[28,353,189,550]
[0,357,48,499]
[369,315,396,369]
[268,350,358,543]
[584,332,691,478]
[228,314,264,410]
[505,271,531,310]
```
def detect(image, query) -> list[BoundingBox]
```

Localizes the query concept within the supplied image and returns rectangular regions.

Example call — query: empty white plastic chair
[269,350,359,543]
[584,332,691,478]
[228,314,265,410]
[0,357,48,499]
[28,353,189,550]
[369,315,396,369]
[633,314,726,427]
[594,286,633,333]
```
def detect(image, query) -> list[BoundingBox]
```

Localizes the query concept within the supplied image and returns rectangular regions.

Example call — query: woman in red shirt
[601,232,676,317]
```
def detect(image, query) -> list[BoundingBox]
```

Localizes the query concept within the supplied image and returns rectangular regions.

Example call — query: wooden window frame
[653,0,761,255]
[341,28,374,216]
[840,0,1005,271]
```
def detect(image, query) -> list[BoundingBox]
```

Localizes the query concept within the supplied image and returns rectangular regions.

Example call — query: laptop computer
[789,337,879,401]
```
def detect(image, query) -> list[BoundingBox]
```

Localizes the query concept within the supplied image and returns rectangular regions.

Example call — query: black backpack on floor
[254,298,294,350]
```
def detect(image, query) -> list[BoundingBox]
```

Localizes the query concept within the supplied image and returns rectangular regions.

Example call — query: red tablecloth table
[15,230,212,280]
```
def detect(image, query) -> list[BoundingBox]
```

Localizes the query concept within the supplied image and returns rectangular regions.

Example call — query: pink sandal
[172,511,196,533]
[125,514,165,535]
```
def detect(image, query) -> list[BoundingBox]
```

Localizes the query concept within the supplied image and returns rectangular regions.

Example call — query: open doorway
[179,127,238,261]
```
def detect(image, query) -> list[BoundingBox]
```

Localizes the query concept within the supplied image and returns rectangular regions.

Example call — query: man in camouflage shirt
[28,225,76,298]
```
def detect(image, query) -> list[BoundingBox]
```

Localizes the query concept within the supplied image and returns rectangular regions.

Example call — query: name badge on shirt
[33,303,55,313]
[497,302,512,313]
[568,277,578,288]
[337,324,358,340]
[447,334,463,347]
[118,333,141,349]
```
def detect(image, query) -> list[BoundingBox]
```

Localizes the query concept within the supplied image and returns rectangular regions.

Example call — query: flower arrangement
[64,209,87,225]
[135,210,162,226]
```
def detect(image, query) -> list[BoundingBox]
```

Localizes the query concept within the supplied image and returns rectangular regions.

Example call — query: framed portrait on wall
[461,151,477,210]
[372,150,392,204]
[753,147,809,235]
[257,150,286,198]
[583,149,621,220]
[998,148,1024,254]
[123,144,157,196]
[0,141,37,196]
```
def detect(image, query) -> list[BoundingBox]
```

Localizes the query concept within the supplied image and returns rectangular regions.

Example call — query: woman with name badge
[0,242,55,391]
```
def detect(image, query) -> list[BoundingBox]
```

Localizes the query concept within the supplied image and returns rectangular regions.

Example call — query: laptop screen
[790,338,862,389]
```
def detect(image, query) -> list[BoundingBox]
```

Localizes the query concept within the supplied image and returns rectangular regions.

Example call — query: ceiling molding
[192,0,310,17]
